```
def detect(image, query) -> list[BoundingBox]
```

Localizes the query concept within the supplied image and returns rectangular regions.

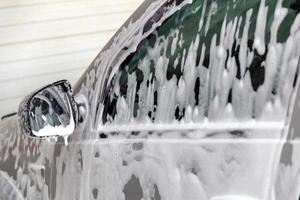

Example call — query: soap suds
[0,0,300,200]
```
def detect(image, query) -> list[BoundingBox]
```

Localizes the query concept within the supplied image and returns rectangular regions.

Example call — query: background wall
[0,0,143,117]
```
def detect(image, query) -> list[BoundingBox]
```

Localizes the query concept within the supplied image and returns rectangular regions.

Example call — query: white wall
[0,0,143,117]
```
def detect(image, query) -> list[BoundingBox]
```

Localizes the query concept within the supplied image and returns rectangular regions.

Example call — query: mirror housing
[18,80,78,139]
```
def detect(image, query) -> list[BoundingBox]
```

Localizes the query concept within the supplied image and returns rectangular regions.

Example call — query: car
[1,0,300,199]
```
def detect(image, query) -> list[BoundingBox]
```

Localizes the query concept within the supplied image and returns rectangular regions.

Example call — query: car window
[99,0,300,130]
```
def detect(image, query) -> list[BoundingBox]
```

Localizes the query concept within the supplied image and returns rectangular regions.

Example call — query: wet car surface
[1,0,300,199]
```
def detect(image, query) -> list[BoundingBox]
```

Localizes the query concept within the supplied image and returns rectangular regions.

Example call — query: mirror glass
[29,83,75,137]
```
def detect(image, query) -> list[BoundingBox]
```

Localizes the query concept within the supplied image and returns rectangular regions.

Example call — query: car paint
[1,0,300,199]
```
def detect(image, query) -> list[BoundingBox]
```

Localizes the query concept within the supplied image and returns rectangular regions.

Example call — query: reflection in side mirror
[18,80,78,141]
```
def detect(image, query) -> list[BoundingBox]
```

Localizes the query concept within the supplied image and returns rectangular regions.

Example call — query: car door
[57,0,300,199]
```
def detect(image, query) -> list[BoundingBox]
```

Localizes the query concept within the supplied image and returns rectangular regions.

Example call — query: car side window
[101,0,300,127]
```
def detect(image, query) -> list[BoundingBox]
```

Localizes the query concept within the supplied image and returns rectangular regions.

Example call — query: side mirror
[18,80,78,139]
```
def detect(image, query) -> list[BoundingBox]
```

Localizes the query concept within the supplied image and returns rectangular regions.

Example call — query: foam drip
[99,0,300,129]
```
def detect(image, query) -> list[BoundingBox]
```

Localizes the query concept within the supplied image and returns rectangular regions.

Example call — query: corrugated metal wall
[0,0,143,117]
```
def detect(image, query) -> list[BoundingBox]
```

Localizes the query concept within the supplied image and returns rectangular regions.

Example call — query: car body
[1,0,300,199]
